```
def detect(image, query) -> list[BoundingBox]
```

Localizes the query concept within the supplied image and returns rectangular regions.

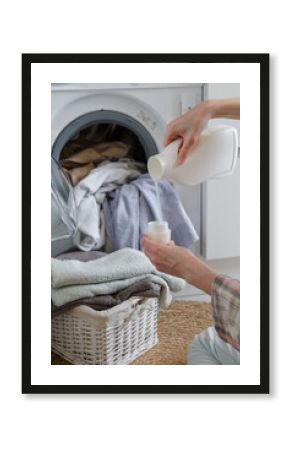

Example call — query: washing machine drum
[51,110,161,256]
[52,110,161,196]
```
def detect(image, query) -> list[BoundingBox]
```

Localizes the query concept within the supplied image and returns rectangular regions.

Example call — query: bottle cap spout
[147,156,166,181]
[147,138,181,181]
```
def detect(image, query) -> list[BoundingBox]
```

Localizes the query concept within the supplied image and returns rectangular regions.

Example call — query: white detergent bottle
[147,125,238,186]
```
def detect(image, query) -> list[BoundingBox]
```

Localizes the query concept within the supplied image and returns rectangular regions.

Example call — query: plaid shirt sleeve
[211,275,240,352]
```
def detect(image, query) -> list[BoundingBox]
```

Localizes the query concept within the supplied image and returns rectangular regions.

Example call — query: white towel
[69,159,145,251]
[51,248,186,308]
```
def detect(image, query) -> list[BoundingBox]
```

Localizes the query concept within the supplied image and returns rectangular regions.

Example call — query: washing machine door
[52,91,166,202]
[51,90,166,256]
[51,158,79,256]
[51,90,166,157]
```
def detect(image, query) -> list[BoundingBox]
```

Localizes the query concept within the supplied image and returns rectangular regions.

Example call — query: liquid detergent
[147,125,238,186]
[155,181,163,221]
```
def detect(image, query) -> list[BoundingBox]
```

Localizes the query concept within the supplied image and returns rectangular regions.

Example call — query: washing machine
[51,83,204,256]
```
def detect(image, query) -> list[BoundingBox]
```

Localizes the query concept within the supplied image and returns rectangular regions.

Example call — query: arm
[164,98,240,165]
[208,98,240,120]
[142,236,217,295]
[142,236,240,350]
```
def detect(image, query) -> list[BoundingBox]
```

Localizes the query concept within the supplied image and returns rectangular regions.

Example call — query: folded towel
[52,248,155,288]
[51,278,161,317]
[56,250,107,262]
[103,173,199,250]
[53,251,161,316]
[51,248,185,308]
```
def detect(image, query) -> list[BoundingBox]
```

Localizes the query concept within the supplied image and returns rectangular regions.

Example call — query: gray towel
[56,250,107,262]
[102,173,199,250]
[51,277,161,317]
[51,247,185,308]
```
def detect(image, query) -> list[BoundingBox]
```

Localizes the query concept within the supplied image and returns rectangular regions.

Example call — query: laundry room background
[51,83,240,301]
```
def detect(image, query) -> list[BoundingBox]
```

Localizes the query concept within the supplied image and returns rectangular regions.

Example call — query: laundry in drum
[60,141,129,186]
[59,123,146,185]
[52,121,198,254]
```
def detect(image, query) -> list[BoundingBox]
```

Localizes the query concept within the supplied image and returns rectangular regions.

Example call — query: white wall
[202,83,240,260]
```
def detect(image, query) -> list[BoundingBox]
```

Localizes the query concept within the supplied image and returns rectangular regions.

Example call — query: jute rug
[51,300,213,365]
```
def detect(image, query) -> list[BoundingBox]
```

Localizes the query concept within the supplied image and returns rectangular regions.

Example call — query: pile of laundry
[51,248,186,317]
[58,123,199,251]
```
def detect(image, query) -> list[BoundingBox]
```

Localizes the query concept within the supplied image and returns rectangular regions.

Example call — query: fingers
[177,149,187,165]
[143,235,173,251]
[164,120,198,165]
[163,119,182,147]
[142,235,189,276]
[177,133,198,165]
[142,235,168,268]
[142,235,163,254]
[163,129,178,147]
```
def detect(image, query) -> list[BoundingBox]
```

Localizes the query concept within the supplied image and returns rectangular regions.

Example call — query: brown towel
[60,141,130,185]
[51,278,161,318]
[59,123,119,159]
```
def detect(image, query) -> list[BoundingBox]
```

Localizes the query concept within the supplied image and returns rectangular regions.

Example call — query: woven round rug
[51,300,213,365]
[132,300,213,365]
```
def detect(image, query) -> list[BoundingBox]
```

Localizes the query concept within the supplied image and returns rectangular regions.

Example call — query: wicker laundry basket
[51,296,158,365]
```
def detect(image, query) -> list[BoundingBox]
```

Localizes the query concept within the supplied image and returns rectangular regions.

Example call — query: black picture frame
[22,53,269,394]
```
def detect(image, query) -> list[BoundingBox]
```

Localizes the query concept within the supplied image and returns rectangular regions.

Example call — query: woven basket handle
[121,299,154,328]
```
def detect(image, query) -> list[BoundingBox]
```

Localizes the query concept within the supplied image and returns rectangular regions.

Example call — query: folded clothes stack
[51,248,186,317]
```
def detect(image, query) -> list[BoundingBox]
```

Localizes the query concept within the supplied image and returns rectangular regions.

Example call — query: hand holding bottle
[164,98,240,165]
[142,235,218,295]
